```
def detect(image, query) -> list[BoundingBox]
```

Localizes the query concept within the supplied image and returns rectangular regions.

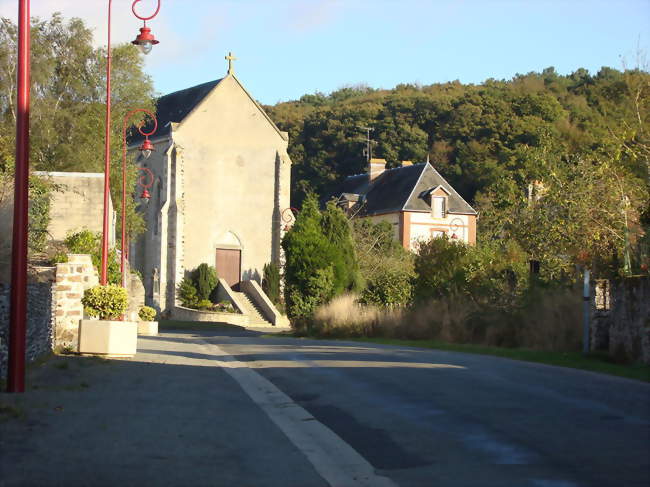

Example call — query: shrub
[193,263,218,301]
[177,276,199,308]
[138,306,156,322]
[287,266,335,330]
[282,194,357,322]
[262,262,281,305]
[360,269,413,308]
[82,285,128,320]
[320,200,360,293]
[59,230,122,285]
[197,299,213,310]
[413,235,469,302]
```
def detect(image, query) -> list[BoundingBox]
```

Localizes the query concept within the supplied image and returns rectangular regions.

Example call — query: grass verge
[349,338,650,383]
[263,333,650,383]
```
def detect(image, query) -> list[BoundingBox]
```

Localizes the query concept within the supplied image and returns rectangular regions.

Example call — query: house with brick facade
[332,158,477,250]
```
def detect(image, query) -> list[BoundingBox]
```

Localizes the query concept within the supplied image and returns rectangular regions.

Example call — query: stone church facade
[130,67,292,314]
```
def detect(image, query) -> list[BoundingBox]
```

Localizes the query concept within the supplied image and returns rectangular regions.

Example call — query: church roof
[132,74,287,143]
[155,79,223,135]
[332,163,476,216]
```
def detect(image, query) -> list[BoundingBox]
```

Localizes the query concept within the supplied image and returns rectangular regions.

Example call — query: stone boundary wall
[0,280,55,380]
[591,276,650,364]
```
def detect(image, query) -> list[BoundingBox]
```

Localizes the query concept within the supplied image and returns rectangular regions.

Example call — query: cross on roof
[225,52,237,74]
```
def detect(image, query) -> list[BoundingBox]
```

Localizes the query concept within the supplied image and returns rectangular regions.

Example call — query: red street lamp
[7,0,31,393]
[100,0,161,286]
[131,0,161,55]
[121,109,157,288]
[137,167,155,204]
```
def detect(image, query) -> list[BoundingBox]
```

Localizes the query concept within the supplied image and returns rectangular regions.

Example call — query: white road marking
[198,340,398,487]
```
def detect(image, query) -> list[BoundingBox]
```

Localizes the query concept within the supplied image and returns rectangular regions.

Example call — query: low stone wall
[171,306,249,327]
[239,280,289,326]
[215,278,247,314]
[0,282,55,380]
[591,276,650,364]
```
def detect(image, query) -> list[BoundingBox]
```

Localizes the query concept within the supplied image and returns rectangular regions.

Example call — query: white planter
[78,320,138,357]
[138,321,158,336]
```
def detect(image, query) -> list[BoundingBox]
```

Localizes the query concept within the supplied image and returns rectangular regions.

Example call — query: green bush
[59,230,122,285]
[282,194,357,322]
[82,285,128,320]
[360,269,413,308]
[177,277,199,308]
[413,236,469,302]
[138,306,156,322]
[287,266,335,327]
[197,299,213,310]
[262,262,281,305]
[194,263,218,301]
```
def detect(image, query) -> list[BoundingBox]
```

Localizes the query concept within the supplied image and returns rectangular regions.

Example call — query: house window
[432,196,446,218]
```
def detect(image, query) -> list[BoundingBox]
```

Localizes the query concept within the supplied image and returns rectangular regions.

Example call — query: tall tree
[0,13,155,240]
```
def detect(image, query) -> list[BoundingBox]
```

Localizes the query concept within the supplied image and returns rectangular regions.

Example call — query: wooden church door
[215,248,241,288]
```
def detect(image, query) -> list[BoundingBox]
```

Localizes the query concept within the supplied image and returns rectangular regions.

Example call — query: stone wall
[32,171,115,244]
[53,254,99,351]
[591,276,650,364]
[0,281,55,381]
[171,306,249,327]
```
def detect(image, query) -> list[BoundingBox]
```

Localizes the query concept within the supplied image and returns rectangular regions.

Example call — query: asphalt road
[1,328,649,487]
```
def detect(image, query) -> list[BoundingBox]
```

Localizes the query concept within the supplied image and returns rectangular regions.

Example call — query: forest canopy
[265,66,649,207]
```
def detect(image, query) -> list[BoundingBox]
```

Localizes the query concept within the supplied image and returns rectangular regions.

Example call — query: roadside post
[582,268,590,355]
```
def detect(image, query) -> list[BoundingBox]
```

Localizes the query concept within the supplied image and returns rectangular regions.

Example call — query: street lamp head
[132,26,159,55]
[140,188,151,204]
[139,138,155,159]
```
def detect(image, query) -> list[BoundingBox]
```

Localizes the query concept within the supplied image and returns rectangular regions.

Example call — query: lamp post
[121,110,158,288]
[100,0,161,286]
[137,167,155,204]
[7,0,30,393]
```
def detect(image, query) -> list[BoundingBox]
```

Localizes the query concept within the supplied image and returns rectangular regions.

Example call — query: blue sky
[1,0,648,104]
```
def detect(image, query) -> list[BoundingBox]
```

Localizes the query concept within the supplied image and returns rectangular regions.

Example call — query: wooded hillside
[265,67,649,208]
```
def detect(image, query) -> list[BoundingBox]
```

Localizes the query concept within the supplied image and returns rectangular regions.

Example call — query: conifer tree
[281,194,336,322]
[320,200,360,293]
[194,263,218,301]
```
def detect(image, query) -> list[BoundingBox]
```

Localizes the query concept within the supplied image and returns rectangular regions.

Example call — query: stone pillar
[53,254,98,351]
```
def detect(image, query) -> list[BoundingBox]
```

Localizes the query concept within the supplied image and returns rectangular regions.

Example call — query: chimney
[369,158,386,183]
[401,160,412,166]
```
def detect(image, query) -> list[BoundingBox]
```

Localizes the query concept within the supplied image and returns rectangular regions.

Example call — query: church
[130,55,292,315]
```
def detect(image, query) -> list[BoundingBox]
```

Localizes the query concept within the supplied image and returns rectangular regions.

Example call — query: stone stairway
[232,291,272,326]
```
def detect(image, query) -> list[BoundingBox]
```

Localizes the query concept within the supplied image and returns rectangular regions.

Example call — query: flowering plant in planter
[138,305,157,322]
[79,285,136,357]
[82,285,128,320]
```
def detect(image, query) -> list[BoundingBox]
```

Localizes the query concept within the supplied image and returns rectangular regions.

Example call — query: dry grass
[310,287,583,352]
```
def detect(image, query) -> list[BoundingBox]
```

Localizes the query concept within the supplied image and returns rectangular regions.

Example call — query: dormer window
[432,196,447,218]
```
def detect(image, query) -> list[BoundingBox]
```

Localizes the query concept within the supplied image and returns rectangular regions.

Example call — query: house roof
[332,162,476,216]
